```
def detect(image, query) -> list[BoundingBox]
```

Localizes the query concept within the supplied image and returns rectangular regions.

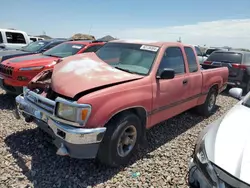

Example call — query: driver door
[150,46,189,127]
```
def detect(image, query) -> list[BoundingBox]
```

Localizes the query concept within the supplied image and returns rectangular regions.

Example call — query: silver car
[188,87,250,188]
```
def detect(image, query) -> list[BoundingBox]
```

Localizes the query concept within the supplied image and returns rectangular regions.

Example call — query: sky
[2,0,250,48]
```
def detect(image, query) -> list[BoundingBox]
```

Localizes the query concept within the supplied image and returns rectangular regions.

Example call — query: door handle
[183,79,188,85]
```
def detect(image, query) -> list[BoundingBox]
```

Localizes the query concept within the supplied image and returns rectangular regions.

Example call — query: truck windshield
[21,41,49,52]
[207,52,242,63]
[43,43,85,58]
[95,42,158,75]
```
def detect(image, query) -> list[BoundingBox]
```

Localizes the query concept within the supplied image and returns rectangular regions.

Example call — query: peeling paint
[58,57,120,76]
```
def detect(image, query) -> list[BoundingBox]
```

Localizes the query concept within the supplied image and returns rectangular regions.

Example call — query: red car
[0,40,105,94]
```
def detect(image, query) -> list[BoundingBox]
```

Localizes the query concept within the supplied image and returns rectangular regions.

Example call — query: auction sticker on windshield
[72,45,82,49]
[140,45,159,52]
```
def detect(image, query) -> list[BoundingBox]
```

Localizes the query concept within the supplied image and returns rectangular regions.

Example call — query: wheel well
[105,107,147,128]
[210,84,219,95]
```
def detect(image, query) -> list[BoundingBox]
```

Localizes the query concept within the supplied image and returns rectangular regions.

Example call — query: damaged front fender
[27,68,53,92]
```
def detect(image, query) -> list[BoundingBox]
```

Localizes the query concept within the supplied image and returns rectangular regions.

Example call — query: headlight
[194,134,219,185]
[56,102,91,126]
[19,66,44,71]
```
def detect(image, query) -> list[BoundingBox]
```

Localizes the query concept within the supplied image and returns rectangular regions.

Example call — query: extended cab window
[96,43,158,75]
[6,32,26,44]
[184,47,198,72]
[158,47,185,75]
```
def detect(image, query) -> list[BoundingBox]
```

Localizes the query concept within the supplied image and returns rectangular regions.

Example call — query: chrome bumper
[15,94,106,145]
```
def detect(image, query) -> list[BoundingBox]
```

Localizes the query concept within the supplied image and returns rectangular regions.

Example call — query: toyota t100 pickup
[15,40,228,167]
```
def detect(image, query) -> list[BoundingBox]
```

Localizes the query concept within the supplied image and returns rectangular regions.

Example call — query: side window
[158,47,185,75]
[30,38,36,42]
[184,47,198,73]
[0,32,3,43]
[6,32,26,44]
[244,54,250,65]
[194,46,202,56]
[83,45,101,53]
[46,42,63,49]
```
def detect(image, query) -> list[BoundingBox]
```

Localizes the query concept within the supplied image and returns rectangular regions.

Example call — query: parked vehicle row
[0,40,105,94]
[1,37,247,186]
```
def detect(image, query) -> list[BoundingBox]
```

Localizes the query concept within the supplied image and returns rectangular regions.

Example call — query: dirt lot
[0,88,238,188]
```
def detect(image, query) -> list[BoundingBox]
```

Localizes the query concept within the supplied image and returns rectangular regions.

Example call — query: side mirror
[157,68,175,79]
[229,87,243,100]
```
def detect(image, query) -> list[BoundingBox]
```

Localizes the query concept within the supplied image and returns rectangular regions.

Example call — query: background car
[201,50,250,93]
[188,87,250,188]
[0,40,105,94]
[0,38,67,63]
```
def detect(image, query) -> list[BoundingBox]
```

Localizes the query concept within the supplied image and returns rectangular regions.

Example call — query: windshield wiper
[44,54,61,58]
[114,66,138,74]
[19,49,28,52]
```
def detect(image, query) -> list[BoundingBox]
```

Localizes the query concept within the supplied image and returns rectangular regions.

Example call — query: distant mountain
[98,35,117,42]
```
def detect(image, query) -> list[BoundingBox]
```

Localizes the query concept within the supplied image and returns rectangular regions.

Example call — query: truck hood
[3,54,57,67]
[51,53,144,99]
[205,103,250,185]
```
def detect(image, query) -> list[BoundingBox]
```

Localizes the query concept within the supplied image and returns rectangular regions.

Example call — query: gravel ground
[0,88,238,188]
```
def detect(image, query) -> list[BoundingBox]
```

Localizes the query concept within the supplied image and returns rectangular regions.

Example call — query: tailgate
[201,66,228,93]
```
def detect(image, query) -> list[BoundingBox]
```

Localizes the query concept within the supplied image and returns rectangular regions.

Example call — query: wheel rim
[208,93,216,112]
[117,125,137,157]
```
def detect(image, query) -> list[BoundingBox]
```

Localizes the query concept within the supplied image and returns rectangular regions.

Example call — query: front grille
[0,64,14,76]
[26,90,56,115]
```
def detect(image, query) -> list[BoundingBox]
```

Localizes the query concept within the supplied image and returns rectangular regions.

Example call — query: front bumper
[15,94,106,159]
[188,158,214,188]
[0,77,23,95]
[188,158,229,188]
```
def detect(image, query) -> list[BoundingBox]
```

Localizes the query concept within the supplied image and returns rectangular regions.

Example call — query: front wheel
[97,112,142,167]
[196,88,217,117]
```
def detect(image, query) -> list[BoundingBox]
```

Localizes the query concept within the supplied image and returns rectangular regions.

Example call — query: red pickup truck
[15,40,228,167]
[0,40,105,94]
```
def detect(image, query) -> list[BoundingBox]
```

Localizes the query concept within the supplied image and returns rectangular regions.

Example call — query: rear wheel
[97,112,142,167]
[196,88,217,117]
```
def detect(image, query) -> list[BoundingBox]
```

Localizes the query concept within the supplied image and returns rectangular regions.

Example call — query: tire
[196,88,217,117]
[97,112,142,167]
[244,80,250,94]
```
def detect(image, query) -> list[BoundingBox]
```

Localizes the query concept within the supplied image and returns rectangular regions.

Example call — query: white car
[188,87,250,188]
[191,45,207,64]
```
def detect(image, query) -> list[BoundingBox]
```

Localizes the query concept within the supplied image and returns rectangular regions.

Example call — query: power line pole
[177,36,182,43]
